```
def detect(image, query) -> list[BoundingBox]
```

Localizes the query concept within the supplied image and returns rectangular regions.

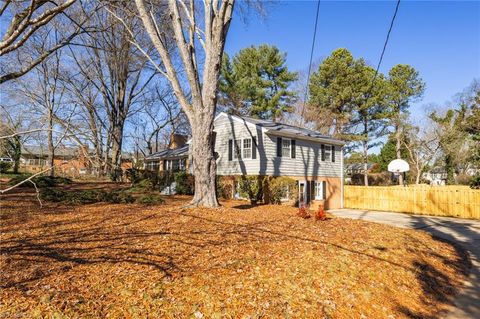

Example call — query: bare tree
[69,5,157,180]
[403,124,439,184]
[0,0,96,83]
[121,0,236,207]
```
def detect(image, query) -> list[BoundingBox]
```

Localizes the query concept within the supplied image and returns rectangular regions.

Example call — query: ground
[0,182,471,319]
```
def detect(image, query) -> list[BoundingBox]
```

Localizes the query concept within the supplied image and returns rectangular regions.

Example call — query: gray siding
[262,134,342,178]
[213,114,342,178]
[214,115,263,175]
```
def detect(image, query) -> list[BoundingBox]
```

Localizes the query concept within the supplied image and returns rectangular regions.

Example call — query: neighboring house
[144,134,189,172]
[145,112,345,209]
[344,163,376,184]
[422,167,447,185]
[20,145,134,177]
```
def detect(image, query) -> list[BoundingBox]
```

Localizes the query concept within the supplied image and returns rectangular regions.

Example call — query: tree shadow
[396,215,478,318]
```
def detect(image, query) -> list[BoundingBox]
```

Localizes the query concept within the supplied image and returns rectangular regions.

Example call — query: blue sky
[225,0,480,124]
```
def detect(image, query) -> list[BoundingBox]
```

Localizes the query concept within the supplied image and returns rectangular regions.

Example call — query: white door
[298,181,306,207]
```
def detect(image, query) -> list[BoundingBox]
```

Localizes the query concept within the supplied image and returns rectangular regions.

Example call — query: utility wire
[369,0,401,89]
[301,0,321,119]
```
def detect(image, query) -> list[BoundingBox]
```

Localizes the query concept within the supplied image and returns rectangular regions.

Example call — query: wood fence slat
[344,185,480,219]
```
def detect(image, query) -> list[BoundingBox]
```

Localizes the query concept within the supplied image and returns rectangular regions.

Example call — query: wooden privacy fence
[344,185,480,219]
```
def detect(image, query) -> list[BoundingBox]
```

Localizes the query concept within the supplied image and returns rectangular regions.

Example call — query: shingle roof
[144,145,189,161]
[225,113,345,145]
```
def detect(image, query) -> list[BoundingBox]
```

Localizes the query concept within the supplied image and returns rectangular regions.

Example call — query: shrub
[174,172,194,195]
[40,188,136,204]
[297,206,310,219]
[136,194,165,205]
[8,175,72,188]
[470,174,480,189]
[456,173,472,186]
[0,162,12,173]
[216,176,235,199]
[268,177,298,204]
[314,206,327,221]
[236,175,265,205]
[130,178,154,191]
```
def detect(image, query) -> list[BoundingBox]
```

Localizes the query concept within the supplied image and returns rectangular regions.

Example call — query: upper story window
[325,145,332,161]
[233,139,241,159]
[282,138,291,157]
[230,138,254,160]
[243,138,252,159]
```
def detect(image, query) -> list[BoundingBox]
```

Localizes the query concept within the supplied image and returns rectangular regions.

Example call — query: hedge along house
[213,112,345,209]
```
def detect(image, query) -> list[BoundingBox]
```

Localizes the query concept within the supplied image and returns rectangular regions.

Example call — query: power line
[301,0,321,119]
[370,0,401,87]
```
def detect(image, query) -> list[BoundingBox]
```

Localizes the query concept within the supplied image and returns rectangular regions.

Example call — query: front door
[298,181,306,207]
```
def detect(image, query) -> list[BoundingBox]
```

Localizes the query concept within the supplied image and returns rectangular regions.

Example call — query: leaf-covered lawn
[0,185,470,318]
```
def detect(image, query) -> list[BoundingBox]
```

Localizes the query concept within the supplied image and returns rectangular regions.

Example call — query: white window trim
[243,138,252,159]
[325,145,332,162]
[232,137,255,161]
[282,138,291,158]
[315,181,323,200]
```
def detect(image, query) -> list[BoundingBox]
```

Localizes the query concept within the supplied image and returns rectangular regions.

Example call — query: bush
[456,173,472,186]
[268,177,298,204]
[130,178,154,191]
[217,176,235,199]
[174,171,194,195]
[40,188,135,204]
[236,175,265,205]
[136,194,165,205]
[297,206,310,219]
[8,175,72,188]
[314,206,327,221]
[0,162,12,173]
[470,174,480,189]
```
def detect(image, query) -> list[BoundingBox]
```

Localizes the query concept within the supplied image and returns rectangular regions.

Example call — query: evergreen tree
[384,64,425,185]
[308,48,388,185]
[219,45,298,120]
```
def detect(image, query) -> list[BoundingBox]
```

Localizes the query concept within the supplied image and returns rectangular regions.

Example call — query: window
[315,181,323,200]
[282,138,291,157]
[243,138,252,159]
[233,139,241,159]
[325,145,332,162]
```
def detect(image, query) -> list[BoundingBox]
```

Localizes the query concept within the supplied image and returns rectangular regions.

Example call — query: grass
[0,182,470,318]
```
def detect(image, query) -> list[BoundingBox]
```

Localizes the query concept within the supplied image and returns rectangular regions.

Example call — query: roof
[21,145,134,160]
[345,163,375,171]
[144,144,189,161]
[216,112,345,145]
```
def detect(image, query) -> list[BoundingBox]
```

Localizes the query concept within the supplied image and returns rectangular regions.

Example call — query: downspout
[341,146,344,209]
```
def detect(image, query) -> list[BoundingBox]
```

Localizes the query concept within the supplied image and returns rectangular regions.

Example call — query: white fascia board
[264,130,346,146]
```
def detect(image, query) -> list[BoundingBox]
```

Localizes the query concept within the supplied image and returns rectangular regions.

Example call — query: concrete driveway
[329,209,480,319]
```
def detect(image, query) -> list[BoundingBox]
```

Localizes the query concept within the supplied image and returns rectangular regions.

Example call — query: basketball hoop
[388,159,410,174]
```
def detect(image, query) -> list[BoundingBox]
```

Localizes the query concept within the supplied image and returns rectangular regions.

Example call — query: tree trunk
[445,154,455,185]
[47,107,55,177]
[190,113,219,207]
[12,136,21,174]
[362,119,369,186]
[363,140,369,186]
[110,122,124,181]
[395,121,403,185]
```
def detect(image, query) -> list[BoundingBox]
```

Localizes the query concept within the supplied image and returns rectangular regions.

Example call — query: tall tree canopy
[219,44,298,120]
[384,64,425,184]
[307,48,388,185]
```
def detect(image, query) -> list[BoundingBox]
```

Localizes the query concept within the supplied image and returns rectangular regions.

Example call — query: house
[344,163,377,184]
[145,112,345,209]
[144,134,189,172]
[20,145,135,177]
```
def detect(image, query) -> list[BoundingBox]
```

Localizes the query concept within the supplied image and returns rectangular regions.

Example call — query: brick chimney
[169,134,188,149]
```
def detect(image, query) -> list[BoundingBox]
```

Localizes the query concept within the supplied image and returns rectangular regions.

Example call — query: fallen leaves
[0,183,470,318]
